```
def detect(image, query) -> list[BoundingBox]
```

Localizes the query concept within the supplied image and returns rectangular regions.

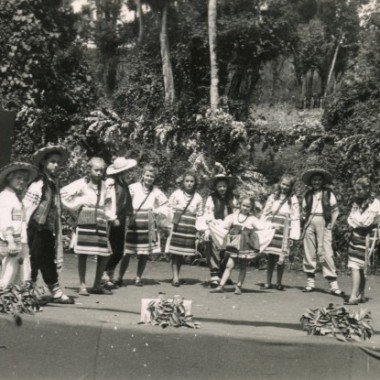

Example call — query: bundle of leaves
[300,303,373,342]
[147,296,200,329]
[0,284,44,326]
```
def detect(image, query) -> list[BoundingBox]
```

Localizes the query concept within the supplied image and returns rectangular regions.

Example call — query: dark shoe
[260,283,272,290]
[344,298,359,305]
[52,294,75,304]
[330,289,345,297]
[91,287,113,295]
[302,286,314,293]
[172,281,180,287]
[210,286,224,293]
[210,280,219,289]
[276,284,284,291]
[104,280,119,290]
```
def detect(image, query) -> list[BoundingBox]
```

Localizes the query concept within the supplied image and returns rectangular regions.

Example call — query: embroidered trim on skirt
[125,210,160,255]
[74,208,110,256]
[264,215,288,256]
[347,228,377,269]
[168,212,197,256]
[225,227,260,260]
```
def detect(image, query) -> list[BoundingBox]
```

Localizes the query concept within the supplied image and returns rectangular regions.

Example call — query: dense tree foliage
[0,0,95,157]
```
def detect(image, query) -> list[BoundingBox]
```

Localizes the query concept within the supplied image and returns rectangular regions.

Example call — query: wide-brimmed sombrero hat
[106,157,138,175]
[208,173,236,190]
[32,144,68,167]
[302,167,333,186]
[0,162,39,186]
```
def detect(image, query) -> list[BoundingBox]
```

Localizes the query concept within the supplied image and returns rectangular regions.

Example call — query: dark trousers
[27,223,58,286]
[105,225,125,272]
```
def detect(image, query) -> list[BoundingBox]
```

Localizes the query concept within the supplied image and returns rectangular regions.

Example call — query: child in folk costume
[345,177,380,305]
[0,163,38,289]
[210,197,274,295]
[23,145,73,304]
[103,157,138,288]
[204,173,237,288]
[261,175,300,290]
[118,164,169,286]
[167,170,204,287]
[61,157,111,296]
[301,168,343,296]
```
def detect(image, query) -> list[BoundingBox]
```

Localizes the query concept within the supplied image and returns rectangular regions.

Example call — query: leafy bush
[300,303,373,342]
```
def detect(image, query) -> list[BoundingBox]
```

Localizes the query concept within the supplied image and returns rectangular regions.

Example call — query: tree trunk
[136,0,144,43]
[159,0,175,106]
[208,0,219,111]
[324,35,343,97]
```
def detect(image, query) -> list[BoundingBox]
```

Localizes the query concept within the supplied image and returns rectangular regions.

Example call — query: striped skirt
[264,215,289,256]
[226,227,260,260]
[348,228,378,269]
[167,212,197,257]
[74,209,110,256]
[125,210,160,255]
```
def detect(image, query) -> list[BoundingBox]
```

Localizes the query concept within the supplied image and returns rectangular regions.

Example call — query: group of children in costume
[1,146,379,307]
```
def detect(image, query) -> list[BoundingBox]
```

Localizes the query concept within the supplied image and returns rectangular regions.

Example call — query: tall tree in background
[159,0,175,105]
[136,0,144,43]
[208,0,219,111]
[92,0,124,93]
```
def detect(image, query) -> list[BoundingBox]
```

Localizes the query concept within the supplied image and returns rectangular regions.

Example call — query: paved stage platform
[1,254,380,379]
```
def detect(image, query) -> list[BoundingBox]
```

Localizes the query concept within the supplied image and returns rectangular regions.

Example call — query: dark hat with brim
[302,168,333,186]
[32,145,68,167]
[208,173,236,190]
[0,162,39,186]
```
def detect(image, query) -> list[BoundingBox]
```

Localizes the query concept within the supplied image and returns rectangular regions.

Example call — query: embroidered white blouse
[222,213,270,231]
[348,198,380,229]
[169,190,203,216]
[128,182,168,210]
[261,194,301,240]
[61,178,106,212]
[0,187,27,244]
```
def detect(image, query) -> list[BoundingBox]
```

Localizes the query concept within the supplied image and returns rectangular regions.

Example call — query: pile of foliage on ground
[146,295,200,329]
[300,303,373,342]
[0,284,44,326]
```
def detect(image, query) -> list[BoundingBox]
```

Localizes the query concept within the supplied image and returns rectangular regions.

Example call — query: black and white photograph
[1,0,380,379]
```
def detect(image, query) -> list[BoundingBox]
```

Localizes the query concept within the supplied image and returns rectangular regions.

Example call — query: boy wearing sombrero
[301,167,343,295]
[103,157,138,288]
[204,173,237,287]
[0,162,38,289]
[23,145,73,304]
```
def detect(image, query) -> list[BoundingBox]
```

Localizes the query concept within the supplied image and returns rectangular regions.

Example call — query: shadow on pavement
[196,316,302,331]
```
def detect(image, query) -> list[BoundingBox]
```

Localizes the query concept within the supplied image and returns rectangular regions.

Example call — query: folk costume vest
[211,193,234,220]
[303,189,332,225]
[114,178,133,227]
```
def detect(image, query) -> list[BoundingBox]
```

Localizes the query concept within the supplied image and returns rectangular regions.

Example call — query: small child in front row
[210,197,273,295]
[0,162,38,289]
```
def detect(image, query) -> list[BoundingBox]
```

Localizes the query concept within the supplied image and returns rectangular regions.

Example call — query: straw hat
[301,167,333,186]
[32,144,68,167]
[208,173,236,190]
[106,157,138,175]
[0,162,39,186]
